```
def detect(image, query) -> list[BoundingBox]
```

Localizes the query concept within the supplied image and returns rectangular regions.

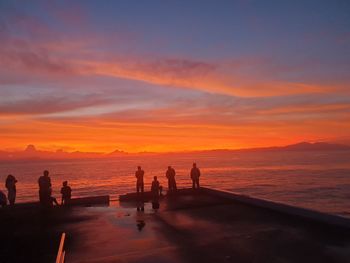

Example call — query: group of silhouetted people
[134,163,201,211]
[1,163,201,208]
[135,162,201,195]
[38,170,72,207]
[0,174,18,207]
[0,170,72,208]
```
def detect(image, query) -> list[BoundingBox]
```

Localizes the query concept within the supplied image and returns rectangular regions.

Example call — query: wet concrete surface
[62,192,350,263]
[0,191,349,262]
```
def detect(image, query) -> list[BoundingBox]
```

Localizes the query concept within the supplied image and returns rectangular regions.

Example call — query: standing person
[38,170,52,207]
[135,166,144,194]
[60,181,72,205]
[151,176,160,199]
[0,190,7,207]
[151,176,161,210]
[190,163,201,189]
[5,174,17,206]
[166,166,177,193]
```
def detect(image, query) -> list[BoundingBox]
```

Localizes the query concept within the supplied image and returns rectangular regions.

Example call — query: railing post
[56,232,66,263]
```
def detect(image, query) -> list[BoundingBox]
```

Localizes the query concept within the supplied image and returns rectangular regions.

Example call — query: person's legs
[168,180,171,192]
[173,179,177,191]
[196,178,200,188]
[39,191,43,204]
[52,197,59,206]
[45,192,52,207]
[141,183,144,193]
[40,190,49,206]
[8,189,15,205]
[192,180,195,189]
[136,182,140,193]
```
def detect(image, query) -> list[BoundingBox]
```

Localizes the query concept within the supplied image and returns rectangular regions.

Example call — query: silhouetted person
[38,170,52,207]
[5,174,17,206]
[166,166,177,193]
[151,176,161,210]
[190,163,201,189]
[0,190,7,207]
[61,181,72,205]
[135,166,144,194]
[151,176,160,198]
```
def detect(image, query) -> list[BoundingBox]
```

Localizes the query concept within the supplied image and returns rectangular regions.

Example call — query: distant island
[237,141,350,152]
[0,142,349,161]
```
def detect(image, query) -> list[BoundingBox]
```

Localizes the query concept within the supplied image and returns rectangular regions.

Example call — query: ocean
[0,150,349,218]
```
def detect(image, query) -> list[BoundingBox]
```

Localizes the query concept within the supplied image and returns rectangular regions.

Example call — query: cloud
[0,93,114,115]
[1,2,350,152]
[33,92,350,129]
[1,7,348,97]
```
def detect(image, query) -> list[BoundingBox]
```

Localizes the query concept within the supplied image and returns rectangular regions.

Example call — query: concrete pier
[0,189,349,262]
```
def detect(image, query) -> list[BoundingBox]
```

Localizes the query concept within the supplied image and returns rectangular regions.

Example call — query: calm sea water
[0,150,349,217]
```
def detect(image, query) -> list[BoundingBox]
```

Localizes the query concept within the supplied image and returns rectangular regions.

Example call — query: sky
[0,0,350,153]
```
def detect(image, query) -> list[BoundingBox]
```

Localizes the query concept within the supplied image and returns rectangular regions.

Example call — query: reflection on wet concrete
[62,192,350,263]
[136,220,145,231]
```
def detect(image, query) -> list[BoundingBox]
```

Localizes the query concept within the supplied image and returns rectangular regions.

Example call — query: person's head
[154,176,157,181]
[168,166,171,170]
[63,181,68,187]
[7,174,13,178]
[193,163,197,168]
[137,166,141,170]
[43,170,49,177]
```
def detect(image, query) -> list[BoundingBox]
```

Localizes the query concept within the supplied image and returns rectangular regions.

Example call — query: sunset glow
[1,1,350,153]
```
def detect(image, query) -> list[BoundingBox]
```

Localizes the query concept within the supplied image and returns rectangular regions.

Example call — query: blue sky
[0,0,349,152]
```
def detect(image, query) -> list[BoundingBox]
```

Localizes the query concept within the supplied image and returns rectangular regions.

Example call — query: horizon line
[1,141,349,155]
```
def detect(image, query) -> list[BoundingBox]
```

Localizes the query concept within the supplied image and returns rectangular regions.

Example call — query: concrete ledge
[6,195,110,208]
[201,187,350,229]
[119,188,194,202]
[69,195,110,206]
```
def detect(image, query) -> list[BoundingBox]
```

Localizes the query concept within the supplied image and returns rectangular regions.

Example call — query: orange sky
[1,2,350,153]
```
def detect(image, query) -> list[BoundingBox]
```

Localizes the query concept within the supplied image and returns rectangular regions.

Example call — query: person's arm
[198,168,201,177]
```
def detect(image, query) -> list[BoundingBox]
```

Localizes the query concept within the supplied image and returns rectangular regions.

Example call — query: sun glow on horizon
[0,1,349,154]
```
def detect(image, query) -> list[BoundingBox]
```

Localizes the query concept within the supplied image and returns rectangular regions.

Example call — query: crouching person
[61,181,72,205]
[151,176,161,210]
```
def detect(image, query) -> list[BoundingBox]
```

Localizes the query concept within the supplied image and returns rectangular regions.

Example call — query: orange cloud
[1,102,349,153]
[0,30,342,97]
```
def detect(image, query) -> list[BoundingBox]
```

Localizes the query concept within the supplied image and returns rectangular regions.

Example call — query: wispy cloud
[1,1,350,152]
[1,7,348,97]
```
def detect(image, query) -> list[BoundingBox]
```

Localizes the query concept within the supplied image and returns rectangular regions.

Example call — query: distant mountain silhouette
[108,149,128,156]
[169,142,350,156]
[0,142,349,160]
[0,145,105,160]
[205,142,350,153]
[276,142,350,151]
[24,144,37,153]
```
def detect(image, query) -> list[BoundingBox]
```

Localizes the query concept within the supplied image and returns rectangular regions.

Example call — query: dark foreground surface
[0,190,350,263]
